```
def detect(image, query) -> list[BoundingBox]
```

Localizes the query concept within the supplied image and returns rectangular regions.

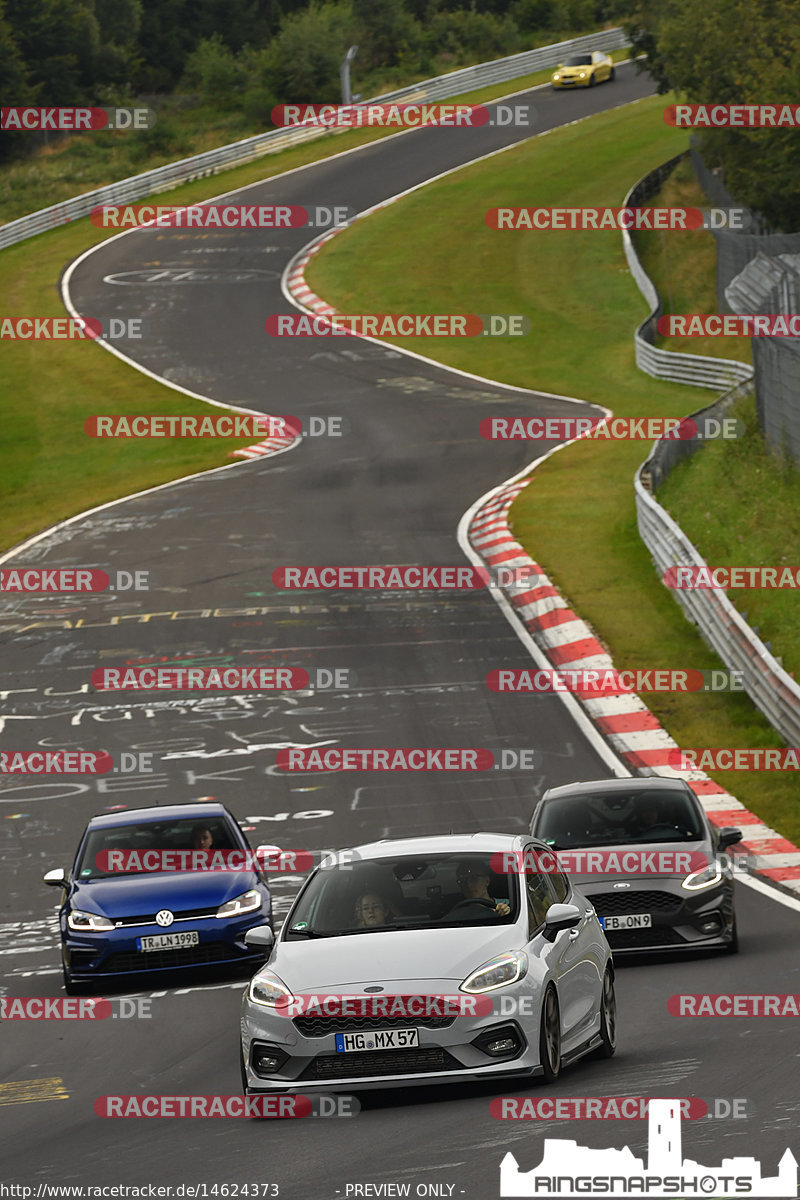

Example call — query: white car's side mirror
[244,925,274,952]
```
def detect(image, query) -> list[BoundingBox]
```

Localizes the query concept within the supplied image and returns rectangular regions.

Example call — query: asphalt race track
[2,61,800,1196]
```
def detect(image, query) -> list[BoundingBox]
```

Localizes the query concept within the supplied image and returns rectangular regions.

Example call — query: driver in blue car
[455,861,510,915]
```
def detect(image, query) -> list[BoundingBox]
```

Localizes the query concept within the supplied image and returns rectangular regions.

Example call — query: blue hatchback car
[43,802,272,993]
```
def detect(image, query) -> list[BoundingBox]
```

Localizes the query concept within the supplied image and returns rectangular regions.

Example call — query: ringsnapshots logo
[498,1098,797,1197]
[266,314,530,338]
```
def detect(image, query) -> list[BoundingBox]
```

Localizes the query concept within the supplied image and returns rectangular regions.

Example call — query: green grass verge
[306,91,800,845]
[1,60,637,554]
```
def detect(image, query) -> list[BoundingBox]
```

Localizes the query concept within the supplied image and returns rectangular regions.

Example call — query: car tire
[539,985,561,1083]
[588,73,596,87]
[725,915,739,954]
[609,67,616,81]
[239,1049,249,1096]
[592,967,617,1058]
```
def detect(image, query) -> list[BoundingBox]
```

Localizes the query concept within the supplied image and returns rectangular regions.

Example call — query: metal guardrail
[621,155,754,392]
[0,27,628,252]
[629,161,800,746]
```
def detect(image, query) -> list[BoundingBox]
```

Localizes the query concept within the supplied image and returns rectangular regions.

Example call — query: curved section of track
[3,65,799,1192]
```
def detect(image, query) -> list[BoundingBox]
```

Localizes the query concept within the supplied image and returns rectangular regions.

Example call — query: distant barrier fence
[0,26,628,253]
[628,157,800,745]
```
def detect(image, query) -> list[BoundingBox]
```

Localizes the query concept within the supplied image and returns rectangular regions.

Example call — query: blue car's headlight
[249,970,293,1008]
[461,951,527,993]
[67,909,115,932]
[216,889,262,919]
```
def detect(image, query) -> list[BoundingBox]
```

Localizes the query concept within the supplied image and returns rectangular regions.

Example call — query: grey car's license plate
[335,1028,418,1052]
[601,914,652,931]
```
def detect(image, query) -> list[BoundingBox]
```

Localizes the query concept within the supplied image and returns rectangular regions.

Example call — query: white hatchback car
[240,833,615,1094]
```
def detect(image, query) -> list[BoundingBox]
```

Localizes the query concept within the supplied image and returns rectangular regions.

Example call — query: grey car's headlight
[216,889,262,918]
[682,860,724,891]
[67,909,115,932]
[249,970,293,1008]
[461,951,527,993]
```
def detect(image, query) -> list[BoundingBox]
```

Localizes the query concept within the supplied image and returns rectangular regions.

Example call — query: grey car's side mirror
[244,925,274,953]
[43,868,66,887]
[718,827,743,849]
[542,903,581,941]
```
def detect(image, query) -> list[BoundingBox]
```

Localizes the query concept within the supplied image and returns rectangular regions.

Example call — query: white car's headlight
[67,908,114,932]
[682,860,724,891]
[461,951,527,993]
[216,889,262,918]
[249,970,293,1008]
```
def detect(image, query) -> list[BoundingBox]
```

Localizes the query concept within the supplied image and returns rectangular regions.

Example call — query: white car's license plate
[137,931,199,951]
[601,914,652,931]
[335,1028,419,1052]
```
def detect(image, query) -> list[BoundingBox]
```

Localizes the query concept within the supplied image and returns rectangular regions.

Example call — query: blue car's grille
[99,943,243,972]
[112,907,218,927]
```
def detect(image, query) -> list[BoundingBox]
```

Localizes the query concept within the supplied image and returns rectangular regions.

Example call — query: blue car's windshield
[284,852,519,938]
[77,819,240,878]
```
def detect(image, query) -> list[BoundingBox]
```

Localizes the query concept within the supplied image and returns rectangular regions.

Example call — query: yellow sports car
[551,51,616,89]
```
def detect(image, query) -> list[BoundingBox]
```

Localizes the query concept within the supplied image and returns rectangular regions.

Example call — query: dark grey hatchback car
[529,778,742,955]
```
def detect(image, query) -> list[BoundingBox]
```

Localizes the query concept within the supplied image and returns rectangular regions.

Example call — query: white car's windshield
[285,852,519,938]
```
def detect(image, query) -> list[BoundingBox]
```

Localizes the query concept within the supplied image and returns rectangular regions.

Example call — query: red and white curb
[468,476,800,898]
[230,429,299,459]
[283,184,800,903]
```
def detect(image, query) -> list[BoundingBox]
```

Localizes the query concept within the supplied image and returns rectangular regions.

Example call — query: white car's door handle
[569,928,580,940]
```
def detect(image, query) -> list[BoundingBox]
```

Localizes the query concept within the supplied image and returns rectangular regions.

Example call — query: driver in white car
[455,861,511,915]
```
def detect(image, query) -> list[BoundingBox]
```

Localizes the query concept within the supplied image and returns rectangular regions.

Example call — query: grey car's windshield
[77,819,240,878]
[534,791,705,849]
[564,55,592,65]
[284,853,519,938]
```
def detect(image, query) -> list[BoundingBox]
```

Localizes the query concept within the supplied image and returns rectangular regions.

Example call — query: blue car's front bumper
[62,908,270,982]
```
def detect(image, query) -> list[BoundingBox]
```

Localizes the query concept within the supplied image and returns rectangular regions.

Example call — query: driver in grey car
[455,861,511,915]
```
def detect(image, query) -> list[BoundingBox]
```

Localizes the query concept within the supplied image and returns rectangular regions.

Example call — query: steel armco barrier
[0,27,628,251]
[622,155,754,392]
[628,160,800,746]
